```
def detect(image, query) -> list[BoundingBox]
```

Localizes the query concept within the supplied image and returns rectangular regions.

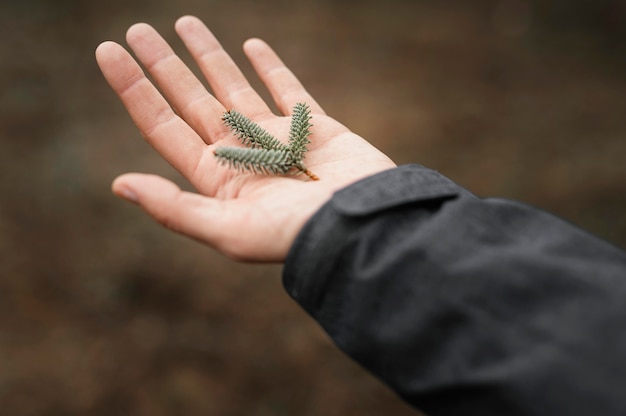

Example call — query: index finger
[95,41,208,180]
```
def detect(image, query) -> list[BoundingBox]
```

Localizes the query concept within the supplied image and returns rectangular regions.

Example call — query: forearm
[283,165,626,416]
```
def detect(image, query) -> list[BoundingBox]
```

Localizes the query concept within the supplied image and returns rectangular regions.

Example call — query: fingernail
[117,187,138,203]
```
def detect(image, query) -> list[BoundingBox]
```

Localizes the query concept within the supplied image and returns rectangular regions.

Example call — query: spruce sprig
[221,109,288,151]
[288,102,313,163]
[214,102,319,180]
[213,147,294,176]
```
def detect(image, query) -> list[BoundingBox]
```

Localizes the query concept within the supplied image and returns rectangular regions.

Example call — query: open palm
[96,16,396,262]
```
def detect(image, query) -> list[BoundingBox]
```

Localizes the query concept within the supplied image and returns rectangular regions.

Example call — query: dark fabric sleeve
[282,164,626,416]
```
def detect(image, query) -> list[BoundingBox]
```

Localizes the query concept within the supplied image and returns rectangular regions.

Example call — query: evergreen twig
[214,147,294,175]
[288,102,313,163]
[221,109,289,151]
[214,103,319,180]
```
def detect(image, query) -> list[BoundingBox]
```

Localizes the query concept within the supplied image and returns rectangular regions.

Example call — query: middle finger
[126,22,226,144]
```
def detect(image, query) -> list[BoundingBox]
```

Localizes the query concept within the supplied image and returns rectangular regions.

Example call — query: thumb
[112,173,228,251]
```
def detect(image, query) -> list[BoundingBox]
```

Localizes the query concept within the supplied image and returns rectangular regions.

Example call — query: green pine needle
[216,103,319,181]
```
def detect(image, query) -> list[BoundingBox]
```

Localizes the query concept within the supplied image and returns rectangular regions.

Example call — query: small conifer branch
[288,102,313,162]
[214,147,294,175]
[216,103,319,181]
[222,110,288,151]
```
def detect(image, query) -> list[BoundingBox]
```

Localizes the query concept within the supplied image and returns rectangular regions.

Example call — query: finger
[125,23,227,144]
[174,16,271,118]
[95,41,208,180]
[112,173,275,261]
[112,173,226,251]
[243,38,325,116]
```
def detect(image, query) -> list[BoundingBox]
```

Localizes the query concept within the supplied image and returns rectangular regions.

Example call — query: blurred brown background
[1,0,625,415]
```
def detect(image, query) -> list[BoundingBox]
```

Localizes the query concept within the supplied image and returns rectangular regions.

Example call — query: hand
[96,16,396,262]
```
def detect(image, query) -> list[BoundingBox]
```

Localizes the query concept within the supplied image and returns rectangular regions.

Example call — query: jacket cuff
[282,164,468,316]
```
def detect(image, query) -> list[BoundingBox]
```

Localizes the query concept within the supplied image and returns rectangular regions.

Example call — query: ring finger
[174,15,273,120]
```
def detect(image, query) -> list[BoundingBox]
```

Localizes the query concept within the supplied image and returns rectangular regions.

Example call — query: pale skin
[96,15,397,262]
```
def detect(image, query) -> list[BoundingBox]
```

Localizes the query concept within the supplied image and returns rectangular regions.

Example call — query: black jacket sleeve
[282,165,626,416]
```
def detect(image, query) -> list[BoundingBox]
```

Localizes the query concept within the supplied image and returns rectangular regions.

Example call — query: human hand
[96,16,396,262]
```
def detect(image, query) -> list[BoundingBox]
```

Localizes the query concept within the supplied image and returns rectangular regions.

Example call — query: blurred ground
[0,0,625,415]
